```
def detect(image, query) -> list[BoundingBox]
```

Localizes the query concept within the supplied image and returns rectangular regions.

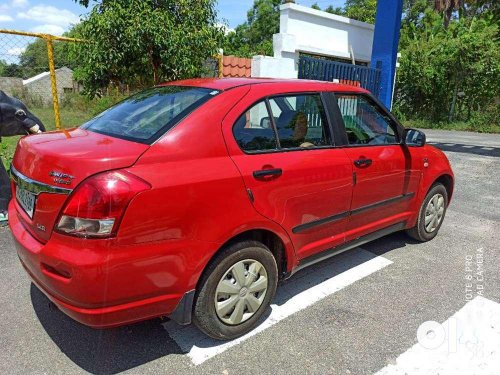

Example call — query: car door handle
[354,158,372,167]
[253,168,282,179]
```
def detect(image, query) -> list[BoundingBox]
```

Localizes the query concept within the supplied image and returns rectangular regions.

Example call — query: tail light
[56,170,150,238]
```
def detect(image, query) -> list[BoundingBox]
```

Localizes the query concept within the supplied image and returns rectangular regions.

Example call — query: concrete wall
[24,67,76,106]
[251,55,297,79]
[252,3,375,79]
[0,77,23,97]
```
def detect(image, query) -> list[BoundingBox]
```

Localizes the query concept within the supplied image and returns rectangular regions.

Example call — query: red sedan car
[9,78,454,339]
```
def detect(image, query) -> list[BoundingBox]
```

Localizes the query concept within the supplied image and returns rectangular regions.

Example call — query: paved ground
[0,129,499,375]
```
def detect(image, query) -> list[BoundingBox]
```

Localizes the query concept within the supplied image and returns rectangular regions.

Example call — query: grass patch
[403,119,500,134]
[402,104,500,134]
[1,107,94,170]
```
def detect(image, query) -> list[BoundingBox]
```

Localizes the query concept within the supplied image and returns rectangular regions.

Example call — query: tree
[1,64,22,77]
[434,0,462,27]
[343,0,377,23]
[9,25,84,79]
[325,5,345,15]
[3,64,23,78]
[73,0,223,96]
[74,0,91,6]
[18,39,72,78]
[311,0,376,23]
[223,0,281,57]
[396,2,500,124]
[433,0,499,27]
[0,60,7,76]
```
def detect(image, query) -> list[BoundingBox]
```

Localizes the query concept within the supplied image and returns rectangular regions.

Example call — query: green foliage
[313,0,376,22]
[1,63,22,77]
[222,0,281,57]
[342,0,377,23]
[0,59,7,76]
[468,102,500,132]
[432,0,499,27]
[74,0,91,7]
[325,5,345,15]
[18,39,48,76]
[402,118,500,133]
[16,38,79,78]
[0,26,84,79]
[73,0,223,97]
[396,6,500,126]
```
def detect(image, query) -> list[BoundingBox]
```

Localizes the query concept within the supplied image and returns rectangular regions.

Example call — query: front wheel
[406,183,448,242]
[193,240,278,340]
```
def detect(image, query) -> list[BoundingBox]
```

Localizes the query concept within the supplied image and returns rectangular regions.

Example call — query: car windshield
[81,86,218,144]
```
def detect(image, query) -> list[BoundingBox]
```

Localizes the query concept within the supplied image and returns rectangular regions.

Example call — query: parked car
[9,78,454,340]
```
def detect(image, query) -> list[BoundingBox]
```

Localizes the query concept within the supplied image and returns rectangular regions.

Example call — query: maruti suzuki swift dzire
[9,78,454,340]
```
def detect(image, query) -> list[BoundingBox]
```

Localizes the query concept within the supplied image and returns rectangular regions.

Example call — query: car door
[333,93,421,241]
[222,86,353,260]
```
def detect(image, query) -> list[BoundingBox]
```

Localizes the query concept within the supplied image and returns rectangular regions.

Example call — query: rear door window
[232,93,332,153]
[268,94,331,149]
[81,86,218,144]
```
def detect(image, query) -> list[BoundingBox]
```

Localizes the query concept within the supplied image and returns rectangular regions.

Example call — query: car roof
[158,78,368,93]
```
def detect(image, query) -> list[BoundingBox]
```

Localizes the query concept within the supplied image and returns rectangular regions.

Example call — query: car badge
[49,171,75,185]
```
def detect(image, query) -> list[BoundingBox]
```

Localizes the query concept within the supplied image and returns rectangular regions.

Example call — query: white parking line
[375,296,500,375]
[163,248,393,365]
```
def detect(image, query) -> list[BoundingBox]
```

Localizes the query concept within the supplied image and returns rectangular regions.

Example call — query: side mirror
[404,128,426,147]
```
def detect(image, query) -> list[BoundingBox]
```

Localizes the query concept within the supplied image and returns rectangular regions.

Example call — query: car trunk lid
[11,128,149,243]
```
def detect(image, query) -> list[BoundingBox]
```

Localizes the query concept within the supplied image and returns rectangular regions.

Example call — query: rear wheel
[193,240,278,340]
[406,183,448,242]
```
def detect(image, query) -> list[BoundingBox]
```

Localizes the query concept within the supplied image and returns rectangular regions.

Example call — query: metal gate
[298,55,382,97]
[0,28,84,130]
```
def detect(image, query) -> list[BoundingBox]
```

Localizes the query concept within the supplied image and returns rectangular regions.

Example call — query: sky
[0,0,346,33]
[0,0,344,64]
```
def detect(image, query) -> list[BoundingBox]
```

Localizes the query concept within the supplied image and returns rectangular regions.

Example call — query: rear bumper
[20,258,183,328]
[8,200,199,328]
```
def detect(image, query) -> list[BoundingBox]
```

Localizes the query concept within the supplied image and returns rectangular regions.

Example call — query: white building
[252,3,375,79]
[23,67,78,105]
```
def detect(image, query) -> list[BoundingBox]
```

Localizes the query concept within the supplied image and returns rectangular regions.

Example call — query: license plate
[16,187,36,219]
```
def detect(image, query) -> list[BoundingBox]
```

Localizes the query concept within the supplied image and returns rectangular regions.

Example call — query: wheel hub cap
[424,193,445,233]
[214,259,268,325]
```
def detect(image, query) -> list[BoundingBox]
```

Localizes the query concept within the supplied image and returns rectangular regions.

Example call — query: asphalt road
[0,129,499,375]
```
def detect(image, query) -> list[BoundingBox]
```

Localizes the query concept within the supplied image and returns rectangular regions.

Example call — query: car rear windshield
[81,86,218,144]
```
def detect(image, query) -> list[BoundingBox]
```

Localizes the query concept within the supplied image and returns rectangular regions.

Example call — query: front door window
[336,95,397,145]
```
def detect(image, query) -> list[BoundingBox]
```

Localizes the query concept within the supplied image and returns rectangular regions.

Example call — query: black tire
[193,240,278,340]
[406,183,448,242]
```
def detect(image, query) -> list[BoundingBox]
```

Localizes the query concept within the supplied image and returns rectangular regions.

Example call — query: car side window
[233,100,278,152]
[336,94,397,146]
[268,94,331,149]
